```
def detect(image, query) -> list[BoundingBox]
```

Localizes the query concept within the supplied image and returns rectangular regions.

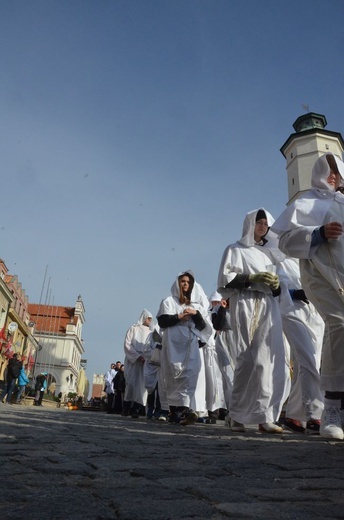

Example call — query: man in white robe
[123,309,153,418]
[272,152,344,440]
[217,208,288,433]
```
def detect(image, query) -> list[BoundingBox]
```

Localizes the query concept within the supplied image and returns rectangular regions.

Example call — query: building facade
[0,259,38,382]
[91,373,105,399]
[28,295,88,400]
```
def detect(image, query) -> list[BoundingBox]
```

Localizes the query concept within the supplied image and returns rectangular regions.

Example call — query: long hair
[178,273,194,305]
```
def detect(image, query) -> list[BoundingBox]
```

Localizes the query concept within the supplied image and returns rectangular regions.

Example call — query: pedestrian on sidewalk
[34,372,47,406]
[16,364,30,404]
[0,353,22,404]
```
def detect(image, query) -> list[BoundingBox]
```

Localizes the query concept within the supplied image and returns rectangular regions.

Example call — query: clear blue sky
[1,0,344,383]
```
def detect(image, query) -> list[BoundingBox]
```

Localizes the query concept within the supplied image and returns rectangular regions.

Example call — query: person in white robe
[143,327,169,420]
[277,256,324,433]
[272,152,344,440]
[157,270,213,425]
[201,291,227,423]
[211,297,237,422]
[123,309,153,418]
[217,208,288,433]
[104,363,117,414]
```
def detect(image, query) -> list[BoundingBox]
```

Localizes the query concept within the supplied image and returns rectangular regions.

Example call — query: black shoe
[179,409,198,425]
[283,417,306,434]
[168,412,181,423]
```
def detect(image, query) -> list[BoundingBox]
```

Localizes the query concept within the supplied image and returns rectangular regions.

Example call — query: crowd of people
[2,152,343,441]
[104,152,344,441]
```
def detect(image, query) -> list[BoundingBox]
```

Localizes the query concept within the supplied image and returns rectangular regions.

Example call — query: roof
[28,303,77,334]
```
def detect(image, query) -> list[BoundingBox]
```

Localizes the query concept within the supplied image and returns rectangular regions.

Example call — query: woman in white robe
[217,208,288,433]
[123,309,153,418]
[157,270,213,425]
[272,152,344,440]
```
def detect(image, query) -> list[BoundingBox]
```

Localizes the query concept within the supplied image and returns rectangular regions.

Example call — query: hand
[179,307,197,320]
[323,222,343,239]
[249,272,277,286]
[269,275,280,291]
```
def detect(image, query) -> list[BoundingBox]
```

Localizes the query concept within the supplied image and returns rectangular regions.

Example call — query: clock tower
[280,112,344,204]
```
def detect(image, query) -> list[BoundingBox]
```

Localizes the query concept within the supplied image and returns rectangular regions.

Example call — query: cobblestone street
[1,404,344,519]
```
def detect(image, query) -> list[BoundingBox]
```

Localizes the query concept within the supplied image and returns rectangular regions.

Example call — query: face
[254,218,268,242]
[116,362,121,369]
[327,170,341,190]
[143,317,152,327]
[180,276,191,293]
[111,364,115,369]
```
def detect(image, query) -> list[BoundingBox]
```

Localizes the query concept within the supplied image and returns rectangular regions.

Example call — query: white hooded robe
[217,208,288,425]
[272,152,344,392]
[123,309,153,406]
[157,271,213,409]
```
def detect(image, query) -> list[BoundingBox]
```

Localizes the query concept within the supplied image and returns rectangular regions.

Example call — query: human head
[311,152,344,191]
[209,290,222,309]
[138,309,154,329]
[115,361,121,370]
[178,272,195,304]
[254,209,269,243]
[143,316,152,327]
[111,363,116,369]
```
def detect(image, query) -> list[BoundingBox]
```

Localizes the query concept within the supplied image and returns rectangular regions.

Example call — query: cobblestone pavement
[1,404,344,520]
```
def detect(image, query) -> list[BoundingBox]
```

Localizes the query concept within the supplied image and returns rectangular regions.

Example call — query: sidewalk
[1,404,343,519]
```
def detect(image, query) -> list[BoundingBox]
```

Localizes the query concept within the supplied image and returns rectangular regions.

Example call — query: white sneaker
[320,405,344,440]
[259,422,283,433]
[230,419,246,432]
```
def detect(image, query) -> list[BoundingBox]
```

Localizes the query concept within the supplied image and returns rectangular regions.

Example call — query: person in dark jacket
[0,353,22,404]
[113,364,126,414]
[34,372,47,406]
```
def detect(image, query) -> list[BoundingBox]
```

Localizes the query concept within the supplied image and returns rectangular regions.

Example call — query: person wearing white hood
[123,309,153,418]
[217,208,288,433]
[277,256,325,434]
[272,152,344,440]
[157,270,213,425]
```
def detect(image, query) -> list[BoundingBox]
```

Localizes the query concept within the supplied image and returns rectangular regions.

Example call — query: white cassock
[272,152,344,392]
[212,305,237,410]
[277,256,324,422]
[218,208,289,425]
[157,271,213,408]
[124,309,153,405]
